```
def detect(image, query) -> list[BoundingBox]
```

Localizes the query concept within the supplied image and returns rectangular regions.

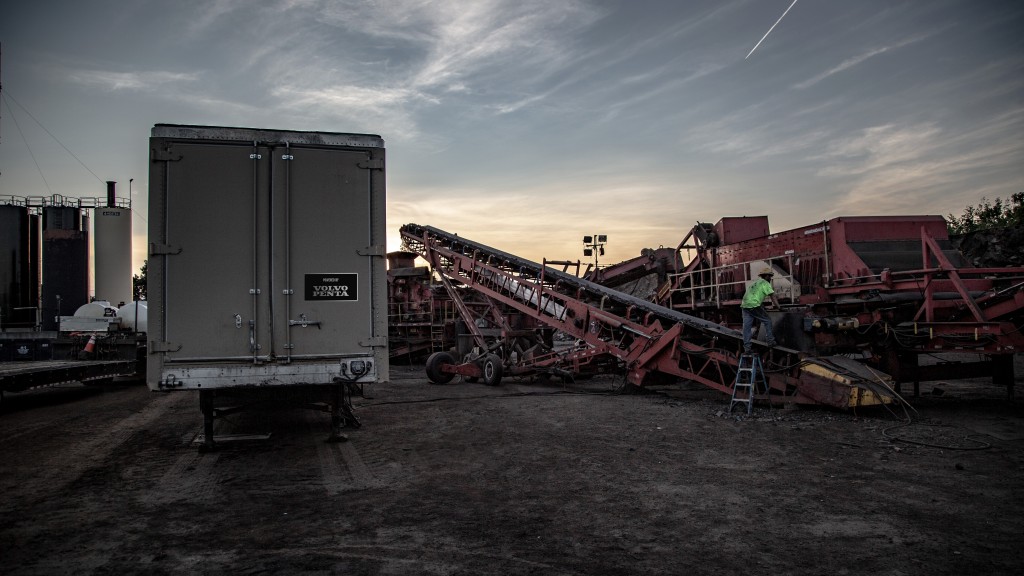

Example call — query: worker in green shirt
[741,267,780,354]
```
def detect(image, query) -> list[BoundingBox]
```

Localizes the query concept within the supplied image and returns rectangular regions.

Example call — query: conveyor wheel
[481,354,503,386]
[426,351,456,384]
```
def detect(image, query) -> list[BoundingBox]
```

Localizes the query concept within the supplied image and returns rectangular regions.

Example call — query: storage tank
[116,301,148,332]
[94,182,132,306]
[73,301,118,318]
[29,213,41,327]
[41,205,89,331]
[0,203,34,329]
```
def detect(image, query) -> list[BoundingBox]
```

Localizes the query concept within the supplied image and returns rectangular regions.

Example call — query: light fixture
[583,234,608,270]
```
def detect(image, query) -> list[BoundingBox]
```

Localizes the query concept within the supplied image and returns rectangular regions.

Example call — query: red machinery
[387,251,449,360]
[602,215,1024,396]
[399,223,897,409]
[387,250,549,365]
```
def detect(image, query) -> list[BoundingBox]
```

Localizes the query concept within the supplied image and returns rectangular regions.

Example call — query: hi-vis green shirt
[741,278,775,309]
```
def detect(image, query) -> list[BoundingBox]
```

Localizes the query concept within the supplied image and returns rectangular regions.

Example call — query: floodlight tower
[583,234,607,272]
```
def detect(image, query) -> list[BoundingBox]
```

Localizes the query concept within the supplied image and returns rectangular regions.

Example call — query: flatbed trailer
[0,359,140,398]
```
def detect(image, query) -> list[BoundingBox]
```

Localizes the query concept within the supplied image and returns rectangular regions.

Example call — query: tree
[947,192,1024,235]
[132,260,147,300]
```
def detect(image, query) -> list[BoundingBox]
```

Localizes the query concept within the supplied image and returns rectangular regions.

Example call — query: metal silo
[41,204,89,331]
[0,203,34,330]
[94,182,132,306]
[29,212,41,328]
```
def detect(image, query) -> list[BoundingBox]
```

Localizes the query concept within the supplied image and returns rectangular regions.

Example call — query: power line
[2,89,106,185]
[1,92,52,195]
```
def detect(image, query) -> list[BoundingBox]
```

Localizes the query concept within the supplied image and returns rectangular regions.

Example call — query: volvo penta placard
[305,273,358,301]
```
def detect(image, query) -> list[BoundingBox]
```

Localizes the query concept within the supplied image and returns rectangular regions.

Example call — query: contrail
[746,0,799,59]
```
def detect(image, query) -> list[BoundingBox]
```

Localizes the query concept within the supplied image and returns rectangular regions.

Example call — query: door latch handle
[289,313,322,329]
[249,319,258,351]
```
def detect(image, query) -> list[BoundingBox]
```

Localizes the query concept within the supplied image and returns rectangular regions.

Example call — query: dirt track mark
[316,439,350,496]
[5,391,184,508]
[142,448,223,505]
[317,440,378,493]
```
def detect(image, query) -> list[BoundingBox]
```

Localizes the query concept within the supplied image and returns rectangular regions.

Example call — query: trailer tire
[481,354,503,386]
[426,352,456,384]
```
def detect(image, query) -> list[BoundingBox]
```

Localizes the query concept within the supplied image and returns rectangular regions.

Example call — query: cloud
[312,0,601,94]
[815,123,943,176]
[271,84,436,140]
[681,105,833,164]
[486,4,740,120]
[818,112,1024,215]
[794,32,934,90]
[185,0,260,37]
[61,65,259,119]
[67,70,199,91]
[924,55,1024,103]
[223,0,607,137]
[387,173,691,265]
[56,0,607,143]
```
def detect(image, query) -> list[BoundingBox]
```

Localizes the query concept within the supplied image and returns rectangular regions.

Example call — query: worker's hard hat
[759,267,774,277]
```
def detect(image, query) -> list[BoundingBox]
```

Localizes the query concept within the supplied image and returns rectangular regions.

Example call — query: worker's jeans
[742,306,775,353]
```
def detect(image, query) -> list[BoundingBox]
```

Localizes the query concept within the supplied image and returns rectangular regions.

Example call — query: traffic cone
[79,335,96,359]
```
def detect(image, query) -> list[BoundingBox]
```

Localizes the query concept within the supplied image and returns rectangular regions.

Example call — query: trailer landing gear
[199,389,218,453]
[328,381,362,443]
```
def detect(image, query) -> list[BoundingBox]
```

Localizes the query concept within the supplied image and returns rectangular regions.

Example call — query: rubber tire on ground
[425,352,456,384]
[481,354,503,386]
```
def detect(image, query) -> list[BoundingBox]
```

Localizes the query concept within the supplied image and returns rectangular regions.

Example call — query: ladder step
[731,354,767,415]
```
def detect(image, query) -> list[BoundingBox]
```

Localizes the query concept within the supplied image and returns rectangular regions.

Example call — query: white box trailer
[147,125,388,447]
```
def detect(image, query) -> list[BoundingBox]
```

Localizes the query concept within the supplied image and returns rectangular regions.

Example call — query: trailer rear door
[148,126,387,390]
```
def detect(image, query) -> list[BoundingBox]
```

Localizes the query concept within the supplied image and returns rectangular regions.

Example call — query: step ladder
[729,354,767,415]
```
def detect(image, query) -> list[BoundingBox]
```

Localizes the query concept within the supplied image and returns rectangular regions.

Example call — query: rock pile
[952,226,1024,268]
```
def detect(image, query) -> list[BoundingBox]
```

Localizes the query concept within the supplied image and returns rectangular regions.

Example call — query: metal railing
[0,194,132,209]
[667,254,799,308]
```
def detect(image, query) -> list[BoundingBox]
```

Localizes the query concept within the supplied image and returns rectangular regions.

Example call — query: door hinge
[357,159,384,170]
[152,148,183,162]
[357,245,386,257]
[150,242,182,256]
[359,336,388,348]
[150,341,182,353]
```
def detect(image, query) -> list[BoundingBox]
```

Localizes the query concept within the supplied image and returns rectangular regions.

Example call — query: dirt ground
[1,357,1023,575]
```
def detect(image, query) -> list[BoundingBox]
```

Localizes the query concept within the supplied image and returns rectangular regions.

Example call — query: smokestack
[106,181,116,207]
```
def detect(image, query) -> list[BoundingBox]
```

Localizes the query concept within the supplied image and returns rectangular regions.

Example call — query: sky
[1,0,1022,277]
